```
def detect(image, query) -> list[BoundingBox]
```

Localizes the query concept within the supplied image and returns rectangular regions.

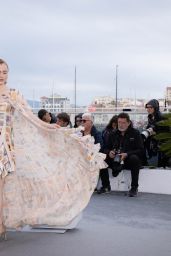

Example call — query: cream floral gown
[0,89,106,231]
[0,93,15,178]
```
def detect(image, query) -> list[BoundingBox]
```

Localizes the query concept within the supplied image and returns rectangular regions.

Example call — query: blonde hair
[0,58,9,71]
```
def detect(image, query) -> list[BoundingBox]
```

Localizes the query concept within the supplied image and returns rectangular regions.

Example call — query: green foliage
[155,113,171,157]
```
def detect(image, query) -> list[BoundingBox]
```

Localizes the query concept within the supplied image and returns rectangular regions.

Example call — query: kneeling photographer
[105,113,144,197]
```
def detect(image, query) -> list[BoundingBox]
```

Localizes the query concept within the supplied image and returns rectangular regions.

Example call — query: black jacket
[104,125,144,159]
[145,99,163,133]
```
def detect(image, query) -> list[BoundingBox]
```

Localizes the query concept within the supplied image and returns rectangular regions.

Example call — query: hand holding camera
[109,148,127,161]
[141,126,156,140]
[119,152,128,161]
[109,150,116,158]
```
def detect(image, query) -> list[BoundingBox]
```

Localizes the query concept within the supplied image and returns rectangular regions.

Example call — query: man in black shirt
[105,113,144,197]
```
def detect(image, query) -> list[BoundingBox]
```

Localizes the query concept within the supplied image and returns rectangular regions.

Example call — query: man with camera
[105,113,144,197]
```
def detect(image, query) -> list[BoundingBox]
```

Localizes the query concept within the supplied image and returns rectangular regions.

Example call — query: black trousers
[100,168,110,188]
[122,154,141,189]
[100,154,141,189]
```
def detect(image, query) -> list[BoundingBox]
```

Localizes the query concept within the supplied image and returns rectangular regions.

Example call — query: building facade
[166,87,171,106]
[40,94,70,113]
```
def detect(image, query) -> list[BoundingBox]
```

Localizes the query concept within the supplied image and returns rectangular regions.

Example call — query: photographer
[104,113,144,197]
[97,115,118,194]
[142,99,163,166]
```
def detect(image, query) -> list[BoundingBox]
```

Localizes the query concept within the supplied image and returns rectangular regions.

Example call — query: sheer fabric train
[0,91,106,229]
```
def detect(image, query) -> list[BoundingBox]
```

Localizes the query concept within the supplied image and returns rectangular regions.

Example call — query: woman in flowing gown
[0,58,106,240]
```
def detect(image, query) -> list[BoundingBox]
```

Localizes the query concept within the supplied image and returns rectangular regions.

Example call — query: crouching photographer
[105,113,144,197]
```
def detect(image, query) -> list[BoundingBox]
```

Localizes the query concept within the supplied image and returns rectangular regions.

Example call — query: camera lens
[113,154,121,163]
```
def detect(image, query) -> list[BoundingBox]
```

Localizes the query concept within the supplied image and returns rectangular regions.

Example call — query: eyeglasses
[81,119,90,123]
[146,106,153,109]
[76,119,82,123]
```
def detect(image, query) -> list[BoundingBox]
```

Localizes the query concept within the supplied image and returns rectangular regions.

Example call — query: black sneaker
[97,187,111,194]
[128,188,138,197]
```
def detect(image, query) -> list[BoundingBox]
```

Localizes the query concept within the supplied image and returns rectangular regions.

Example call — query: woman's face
[146,105,155,115]
[0,63,8,86]
[75,118,82,127]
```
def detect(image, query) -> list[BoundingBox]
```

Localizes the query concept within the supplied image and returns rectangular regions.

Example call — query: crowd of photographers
[37,98,170,197]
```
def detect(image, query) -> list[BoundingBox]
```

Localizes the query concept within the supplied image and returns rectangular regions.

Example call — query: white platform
[98,168,171,195]
[8,213,82,234]
[139,168,171,194]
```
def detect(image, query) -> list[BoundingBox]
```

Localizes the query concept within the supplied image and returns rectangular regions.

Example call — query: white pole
[74,66,77,115]
[115,65,118,111]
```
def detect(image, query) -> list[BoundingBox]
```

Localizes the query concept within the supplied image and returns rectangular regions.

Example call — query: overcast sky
[1,0,171,105]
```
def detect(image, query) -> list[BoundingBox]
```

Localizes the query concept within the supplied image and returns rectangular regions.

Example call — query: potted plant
[155,113,171,162]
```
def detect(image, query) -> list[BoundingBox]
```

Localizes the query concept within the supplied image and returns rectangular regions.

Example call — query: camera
[111,151,123,177]
[141,127,155,140]
[113,154,121,163]
[112,155,123,177]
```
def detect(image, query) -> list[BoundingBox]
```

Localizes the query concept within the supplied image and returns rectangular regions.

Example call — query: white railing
[31,106,171,130]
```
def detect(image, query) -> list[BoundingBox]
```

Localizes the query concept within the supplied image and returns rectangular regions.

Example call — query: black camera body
[113,154,121,163]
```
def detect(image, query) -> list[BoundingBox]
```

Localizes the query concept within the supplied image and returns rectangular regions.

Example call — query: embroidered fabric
[0,90,106,230]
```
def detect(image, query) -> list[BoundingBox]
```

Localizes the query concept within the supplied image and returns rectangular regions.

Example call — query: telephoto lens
[141,127,155,140]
